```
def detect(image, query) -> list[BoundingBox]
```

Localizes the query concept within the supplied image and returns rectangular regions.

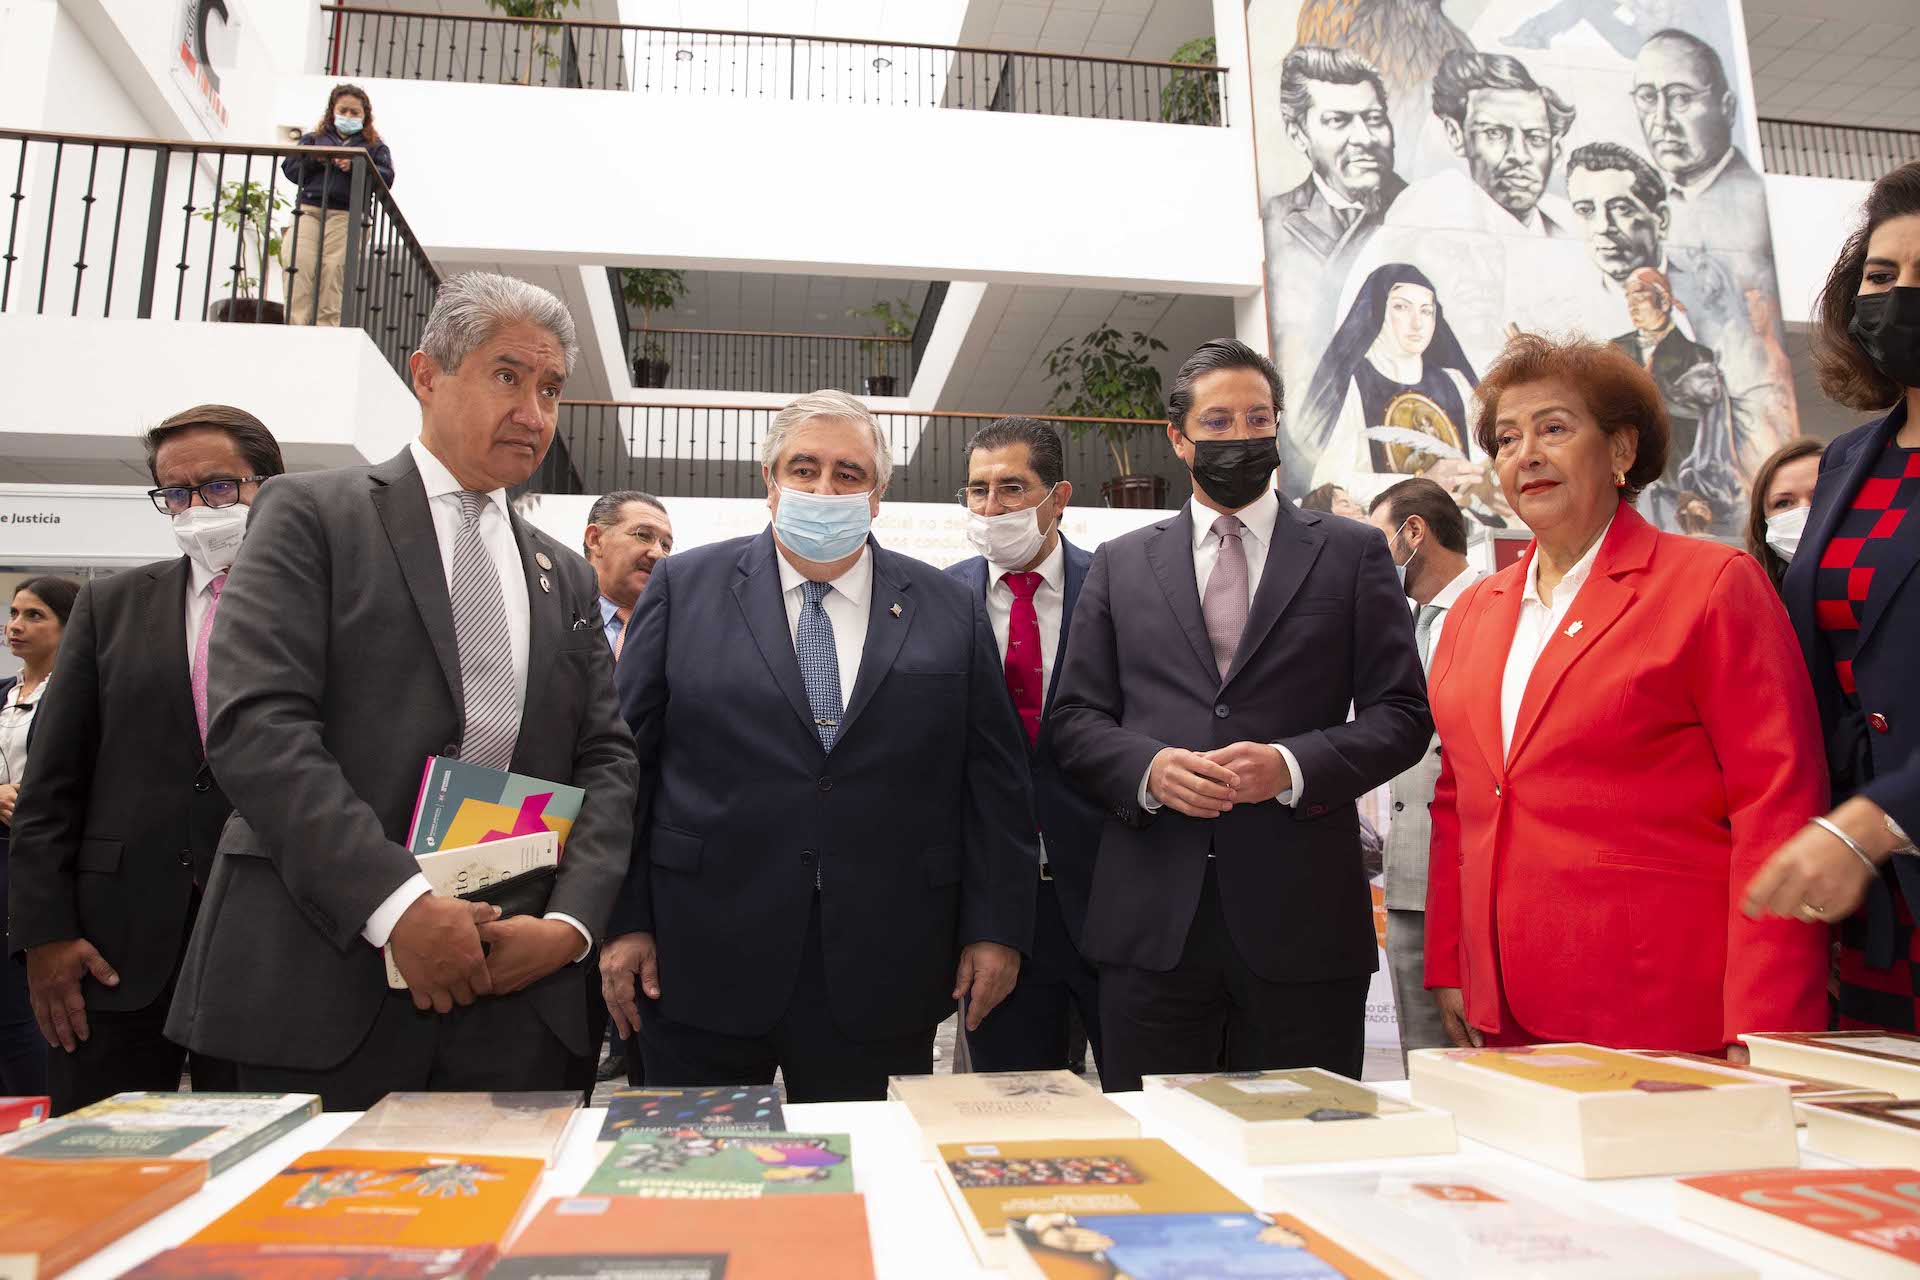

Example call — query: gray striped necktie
[450,490,519,771]
[1416,603,1444,670]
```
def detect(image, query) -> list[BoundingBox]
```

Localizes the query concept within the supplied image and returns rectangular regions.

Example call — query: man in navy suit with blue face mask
[947,418,1108,1084]
[601,390,1039,1102]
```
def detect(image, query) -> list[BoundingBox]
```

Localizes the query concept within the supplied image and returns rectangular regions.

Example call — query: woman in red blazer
[1423,334,1830,1056]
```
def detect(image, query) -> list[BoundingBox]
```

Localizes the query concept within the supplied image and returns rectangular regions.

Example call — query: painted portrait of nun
[1300,263,1484,509]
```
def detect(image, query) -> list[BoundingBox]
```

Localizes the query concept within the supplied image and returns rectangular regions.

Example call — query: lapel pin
[538,575,551,594]
[1565,620,1583,637]
[890,602,903,619]
[535,552,553,571]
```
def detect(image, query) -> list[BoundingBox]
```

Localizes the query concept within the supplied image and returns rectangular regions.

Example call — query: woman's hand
[1744,797,1893,924]
[1433,987,1483,1048]
[0,782,17,825]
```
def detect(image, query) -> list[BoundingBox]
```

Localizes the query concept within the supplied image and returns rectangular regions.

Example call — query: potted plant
[1160,36,1221,126]
[846,299,916,397]
[1044,325,1170,508]
[620,268,688,388]
[484,0,580,84]
[201,179,289,324]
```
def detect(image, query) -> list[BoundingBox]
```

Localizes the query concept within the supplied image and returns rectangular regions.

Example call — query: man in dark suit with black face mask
[1050,339,1430,1091]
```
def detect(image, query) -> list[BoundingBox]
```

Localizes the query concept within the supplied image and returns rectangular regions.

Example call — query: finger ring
[1801,902,1827,919]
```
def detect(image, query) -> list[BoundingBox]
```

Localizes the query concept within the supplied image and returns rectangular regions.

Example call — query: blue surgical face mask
[772,487,873,563]
[333,114,364,135]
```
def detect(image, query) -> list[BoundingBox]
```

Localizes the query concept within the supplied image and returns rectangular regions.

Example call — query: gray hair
[419,271,580,377]
[760,389,893,489]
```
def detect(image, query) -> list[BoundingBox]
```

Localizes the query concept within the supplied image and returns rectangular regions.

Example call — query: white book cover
[1272,1167,1756,1280]
[384,828,559,988]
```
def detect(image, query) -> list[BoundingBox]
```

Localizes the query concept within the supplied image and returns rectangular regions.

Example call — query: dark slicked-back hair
[1642,29,1731,100]
[14,575,80,628]
[964,417,1066,488]
[1168,339,1284,431]
[582,489,667,556]
[1568,140,1668,215]
[142,405,286,485]
[1279,45,1388,129]
[1432,50,1575,137]
[1814,161,1920,412]
[1368,477,1469,555]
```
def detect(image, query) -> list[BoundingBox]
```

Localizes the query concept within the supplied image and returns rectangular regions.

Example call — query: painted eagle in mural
[1295,0,1474,91]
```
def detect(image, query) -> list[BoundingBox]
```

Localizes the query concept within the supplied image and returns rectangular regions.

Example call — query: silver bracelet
[1811,816,1879,876]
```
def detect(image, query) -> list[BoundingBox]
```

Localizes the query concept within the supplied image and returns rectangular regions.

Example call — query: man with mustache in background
[1268,46,1404,267]
[1387,50,1575,238]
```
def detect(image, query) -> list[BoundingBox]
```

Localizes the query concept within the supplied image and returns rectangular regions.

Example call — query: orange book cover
[495,1194,876,1279]
[1678,1168,1920,1261]
[181,1150,543,1249]
[0,1157,205,1278]
[120,1243,494,1279]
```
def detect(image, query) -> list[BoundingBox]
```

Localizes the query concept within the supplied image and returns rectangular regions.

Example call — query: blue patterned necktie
[797,579,843,750]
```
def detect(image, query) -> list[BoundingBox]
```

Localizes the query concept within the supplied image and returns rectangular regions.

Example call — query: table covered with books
[40,1059,1884,1280]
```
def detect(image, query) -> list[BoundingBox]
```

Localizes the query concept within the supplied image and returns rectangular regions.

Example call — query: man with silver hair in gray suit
[166,271,637,1109]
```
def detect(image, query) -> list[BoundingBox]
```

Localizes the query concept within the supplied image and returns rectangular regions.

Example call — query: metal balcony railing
[0,127,439,379]
[320,5,1227,125]
[626,328,913,397]
[532,403,1187,506]
[1757,118,1920,182]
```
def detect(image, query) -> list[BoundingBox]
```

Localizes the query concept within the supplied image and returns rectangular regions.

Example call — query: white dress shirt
[1422,563,1485,666]
[984,537,1065,698]
[0,675,47,788]
[776,543,872,703]
[185,558,224,676]
[1141,490,1305,811]
[363,439,588,958]
[1500,516,1613,757]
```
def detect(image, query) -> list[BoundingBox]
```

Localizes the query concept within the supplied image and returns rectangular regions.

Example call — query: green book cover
[584,1130,853,1198]
[6,1123,224,1160]
[1173,1071,1416,1123]
[0,1092,321,1174]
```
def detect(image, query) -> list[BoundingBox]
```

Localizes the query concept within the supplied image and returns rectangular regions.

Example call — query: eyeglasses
[957,480,1049,509]
[148,476,266,515]
[1630,85,1704,115]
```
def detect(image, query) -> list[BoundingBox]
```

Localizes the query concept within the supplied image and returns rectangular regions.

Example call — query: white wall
[618,1,971,45]
[0,317,420,481]
[273,74,1264,297]
[1766,173,1869,327]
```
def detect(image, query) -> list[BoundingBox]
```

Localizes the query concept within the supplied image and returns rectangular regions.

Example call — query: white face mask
[171,503,250,574]
[1764,504,1809,562]
[964,489,1056,570]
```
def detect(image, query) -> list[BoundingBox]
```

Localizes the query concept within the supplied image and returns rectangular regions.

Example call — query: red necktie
[1002,571,1044,746]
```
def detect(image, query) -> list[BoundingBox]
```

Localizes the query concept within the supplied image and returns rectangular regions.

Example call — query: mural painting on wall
[1247,0,1796,536]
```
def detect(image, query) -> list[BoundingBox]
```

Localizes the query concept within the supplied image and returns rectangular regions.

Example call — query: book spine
[405,756,440,853]
[204,1101,322,1177]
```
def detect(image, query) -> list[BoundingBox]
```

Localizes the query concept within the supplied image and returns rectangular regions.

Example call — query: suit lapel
[1444,571,1517,778]
[1145,507,1218,684]
[509,514,564,755]
[838,542,914,745]
[1224,503,1325,687]
[1854,402,1920,649]
[368,451,462,715]
[731,531,820,749]
[1042,537,1090,715]
[1786,409,1900,668]
[145,557,198,745]
[1505,509,1653,767]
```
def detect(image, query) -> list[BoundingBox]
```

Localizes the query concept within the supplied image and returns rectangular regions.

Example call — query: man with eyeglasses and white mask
[602,389,1038,1102]
[7,404,283,1113]
[946,418,1108,1084]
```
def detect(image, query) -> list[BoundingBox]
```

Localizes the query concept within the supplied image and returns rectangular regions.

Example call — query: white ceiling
[959,0,1211,62]
[626,271,929,336]
[1745,2,1920,130]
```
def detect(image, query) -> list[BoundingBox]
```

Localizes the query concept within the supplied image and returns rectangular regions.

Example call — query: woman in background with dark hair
[280,83,395,327]
[1745,163,1920,1035]
[1745,437,1824,594]
[1,575,79,1096]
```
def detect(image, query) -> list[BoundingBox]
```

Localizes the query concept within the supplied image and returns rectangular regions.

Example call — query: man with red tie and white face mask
[947,418,1109,1085]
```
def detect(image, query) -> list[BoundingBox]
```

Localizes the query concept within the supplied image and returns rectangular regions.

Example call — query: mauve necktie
[449,491,519,771]
[1001,570,1044,746]
[191,572,226,745]
[1200,513,1248,679]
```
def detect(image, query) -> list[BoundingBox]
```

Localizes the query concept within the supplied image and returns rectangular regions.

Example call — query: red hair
[1473,333,1671,498]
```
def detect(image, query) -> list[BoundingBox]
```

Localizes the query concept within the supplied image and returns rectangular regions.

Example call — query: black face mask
[1850,286,1920,391]
[1182,434,1278,510]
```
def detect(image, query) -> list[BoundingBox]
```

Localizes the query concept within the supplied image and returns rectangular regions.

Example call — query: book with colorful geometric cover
[1407,1044,1798,1178]
[1144,1069,1455,1165]
[596,1086,786,1147]
[1674,1168,1920,1279]
[0,1092,319,1175]
[491,1194,876,1279]
[583,1130,854,1198]
[1004,1210,1391,1280]
[1798,1098,1920,1168]
[0,1158,205,1280]
[1742,1031,1920,1099]
[1272,1167,1755,1279]
[119,1149,545,1279]
[932,1137,1249,1267]
[406,756,584,855]
[888,1070,1138,1160]
[328,1093,580,1166]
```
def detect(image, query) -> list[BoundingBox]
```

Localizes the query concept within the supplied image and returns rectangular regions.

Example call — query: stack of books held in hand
[1408,1043,1799,1178]
[888,1070,1138,1160]
[1144,1068,1456,1167]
